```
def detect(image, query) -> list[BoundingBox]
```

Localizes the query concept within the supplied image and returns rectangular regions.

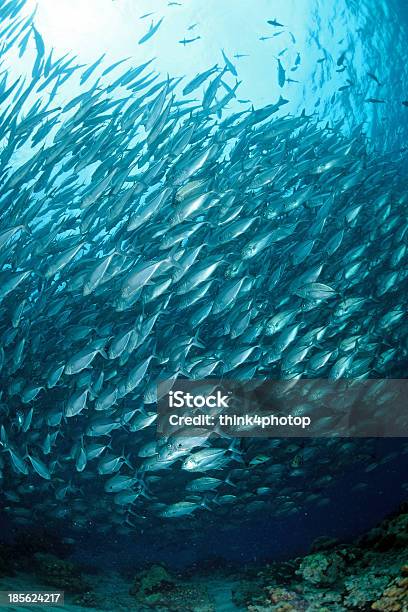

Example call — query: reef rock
[296,551,346,585]
[130,564,214,611]
[33,553,91,593]
[371,565,408,611]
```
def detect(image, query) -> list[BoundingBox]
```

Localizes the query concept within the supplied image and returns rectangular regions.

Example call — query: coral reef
[372,565,408,611]
[72,590,108,609]
[0,530,73,578]
[130,564,214,611]
[297,551,346,585]
[0,504,406,610]
[360,507,408,552]
[343,569,391,608]
[33,552,91,593]
[265,586,308,611]
[130,564,176,602]
[232,504,408,611]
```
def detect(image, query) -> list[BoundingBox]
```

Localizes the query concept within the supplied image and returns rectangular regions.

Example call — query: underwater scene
[0,0,407,610]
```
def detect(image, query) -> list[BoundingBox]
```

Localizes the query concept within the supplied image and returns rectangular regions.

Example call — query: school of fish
[0,0,407,540]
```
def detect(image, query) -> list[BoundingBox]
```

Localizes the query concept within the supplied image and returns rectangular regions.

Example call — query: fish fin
[167,244,183,270]
[277,95,289,105]
[192,328,205,349]
[0,425,8,448]
[123,453,133,470]
[88,384,98,401]
[200,497,212,511]
[177,367,191,377]
[139,491,153,500]
[227,438,241,454]
[224,471,237,487]
[227,439,245,463]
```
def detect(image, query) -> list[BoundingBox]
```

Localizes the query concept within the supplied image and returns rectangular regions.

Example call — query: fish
[182,64,219,96]
[0,0,406,551]
[267,19,285,27]
[138,18,164,45]
[367,72,382,85]
[294,283,337,300]
[80,53,106,84]
[186,476,226,492]
[365,98,385,103]
[179,36,201,46]
[100,57,129,76]
[159,501,204,518]
[221,49,238,76]
[27,455,51,480]
[277,58,286,87]
[337,51,346,66]
[104,473,138,493]
[182,448,234,472]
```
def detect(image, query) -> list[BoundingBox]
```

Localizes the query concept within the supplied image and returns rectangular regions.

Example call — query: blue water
[60,439,408,571]
[0,0,407,602]
[6,0,408,150]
